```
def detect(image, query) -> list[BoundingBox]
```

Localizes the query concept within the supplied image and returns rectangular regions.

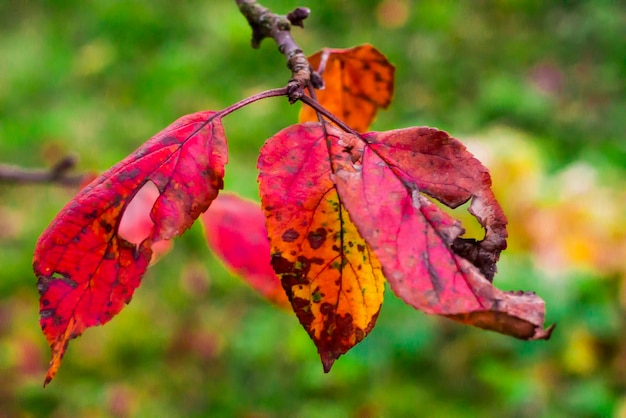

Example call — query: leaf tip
[41,316,79,387]
[531,323,556,341]
[320,351,339,373]
[43,350,63,387]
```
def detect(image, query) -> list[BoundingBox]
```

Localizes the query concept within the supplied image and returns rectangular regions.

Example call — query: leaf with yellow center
[258,122,385,371]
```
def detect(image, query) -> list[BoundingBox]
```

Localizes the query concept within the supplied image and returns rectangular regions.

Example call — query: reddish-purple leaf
[200,192,289,308]
[332,125,552,339]
[33,111,227,385]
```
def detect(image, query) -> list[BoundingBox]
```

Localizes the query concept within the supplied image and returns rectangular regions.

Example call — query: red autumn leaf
[200,192,289,308]
[258,123,385,371]
[331,125,553,340]
[299,44,395,132]
[33,111,227,385]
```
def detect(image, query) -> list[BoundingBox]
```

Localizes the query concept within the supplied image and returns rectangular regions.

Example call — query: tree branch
[0,156,86,187]
[4,3,321,187]
[235,0,323,103]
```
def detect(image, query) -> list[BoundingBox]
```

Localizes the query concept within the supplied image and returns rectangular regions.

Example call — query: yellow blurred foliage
[562,327,599,375]
[615,396,626,418]
[72,38,116,77]
[466,127,626,292]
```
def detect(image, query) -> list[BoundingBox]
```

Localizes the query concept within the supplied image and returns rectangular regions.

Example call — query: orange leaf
[33,111,227,385]
[258,123,385,371]
[299,44,395,132]
[200,192,289,308]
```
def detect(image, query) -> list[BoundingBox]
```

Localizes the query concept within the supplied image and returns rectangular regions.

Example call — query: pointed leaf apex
[320,351,338,373]
[43,351,62,387]
[532,323,556,341]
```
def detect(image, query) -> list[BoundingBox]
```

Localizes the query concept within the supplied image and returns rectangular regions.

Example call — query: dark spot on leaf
[111,194,123,208]
[84,209,98,220]
[307,228,327,250]
[36,277,49,295]
[280,274,298,299]
[427,259,444,295]
[116,168,142,182]
[99,220,114,234]
[295,255,316,278]
[320,302,334,315]
[335,314,354,340]
[357,244,365,253]
[354,328,365,342]
[271,253,294,274]
[281,228,300,242]
[40,309,54,319]
[291,296,315,328]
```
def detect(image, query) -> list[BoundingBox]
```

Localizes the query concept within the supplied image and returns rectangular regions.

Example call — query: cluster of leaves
[33,44,552,386]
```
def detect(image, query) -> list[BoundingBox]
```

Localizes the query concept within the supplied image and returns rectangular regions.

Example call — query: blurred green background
[1,1,625,417]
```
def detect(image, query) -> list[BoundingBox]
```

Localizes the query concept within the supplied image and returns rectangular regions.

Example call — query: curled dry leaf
[300,44,395,132]
[200,192,289,308]
[258,123,385,371]
[331,125,552,340]
[33,111,228,385]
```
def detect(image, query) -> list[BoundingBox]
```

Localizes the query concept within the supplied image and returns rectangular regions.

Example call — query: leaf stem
[234,0,322,103]
[300,95,363,138]
[216,87,289,119]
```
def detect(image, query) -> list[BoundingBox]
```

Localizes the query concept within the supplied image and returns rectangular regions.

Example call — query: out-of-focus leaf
[300,44,395,132]
[200,192,289,308]
[33,111,228,385]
